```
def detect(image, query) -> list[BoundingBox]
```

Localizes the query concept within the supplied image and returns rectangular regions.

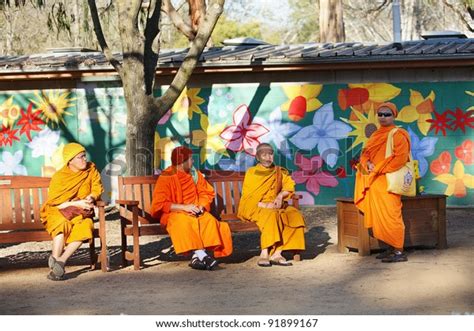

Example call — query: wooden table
[336,194,447,256]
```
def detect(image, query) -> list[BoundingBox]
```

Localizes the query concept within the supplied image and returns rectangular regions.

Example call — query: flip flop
[257,257,272,267]
[48,255,56,270]
[52,260,66,277]
[47,271,65,281]
[270,256,293,266]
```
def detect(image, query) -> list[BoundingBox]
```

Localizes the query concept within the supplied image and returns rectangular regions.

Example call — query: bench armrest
[116,199,140,206]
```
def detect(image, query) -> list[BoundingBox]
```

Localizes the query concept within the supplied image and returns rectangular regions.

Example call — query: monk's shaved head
[256,143,274,156]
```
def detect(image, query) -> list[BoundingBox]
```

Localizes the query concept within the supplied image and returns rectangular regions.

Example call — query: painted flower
[280,84,323,121]
[255,107,301,159]
[154,132,179,169]
[455,139,473,165]
[171,87,205,121]
[0,125,20,147]
[290,102,352,167]
[218,153,255,172]
[341,106,379,151]
[447,107,474,133]
[433,160,474,197]
[408,127,438,177]
[27,127,61,158]
[16,103,45,141]
[0,150,27,175]
[338,87,369,110]
[0,96,21,127]
[397,89,435,135]
[346,83,401,117]
[191,114,229,165]
[430,151,452,175]
[220,104,269,156]
[42,143,66,177]
[158,110,172,125]
[292,153,338,196]
[427,110,453,136]
[30,90,75,125]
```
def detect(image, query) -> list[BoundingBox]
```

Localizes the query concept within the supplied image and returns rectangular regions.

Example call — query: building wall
[0,77,473,206]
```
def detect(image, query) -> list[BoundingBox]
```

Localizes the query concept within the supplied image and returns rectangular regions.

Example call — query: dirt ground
[0,207,473,315]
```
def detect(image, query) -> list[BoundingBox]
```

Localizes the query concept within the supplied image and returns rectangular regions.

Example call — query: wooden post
[336,200,346,253]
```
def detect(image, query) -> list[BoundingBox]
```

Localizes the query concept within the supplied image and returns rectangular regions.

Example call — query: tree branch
[144,0,162,94]
[87,0,122,74]
[154,0,224,119]
[162,0,195,40]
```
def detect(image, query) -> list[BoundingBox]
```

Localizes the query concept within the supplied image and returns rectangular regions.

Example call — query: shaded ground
[0,207,473,315]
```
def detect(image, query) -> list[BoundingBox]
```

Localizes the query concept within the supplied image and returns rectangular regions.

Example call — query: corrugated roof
[0,38,473,73]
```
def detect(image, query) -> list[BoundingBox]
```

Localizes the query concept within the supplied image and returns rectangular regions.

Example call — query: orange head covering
[377,102,398,117]
[63,142,86,164]
[171,146,193,166]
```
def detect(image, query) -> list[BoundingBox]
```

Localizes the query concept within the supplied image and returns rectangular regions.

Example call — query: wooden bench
[0,176,108,271]
[117,170,302,270]
[336,195,447,256]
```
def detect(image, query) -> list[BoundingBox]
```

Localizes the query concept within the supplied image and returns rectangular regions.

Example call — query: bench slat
[232,181,241,213]
[41,188,48,205]
[215,181,224,216]
[14,188,22,225]
[224,182,233,215]
[23,188,32,224]
[1,189,13,225]
[142,183,152,214]
[0,222,45,231]
[32,188,41,222]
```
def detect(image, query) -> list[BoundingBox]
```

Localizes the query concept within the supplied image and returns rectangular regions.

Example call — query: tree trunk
[99,0,224,176]
[319,0,345,42]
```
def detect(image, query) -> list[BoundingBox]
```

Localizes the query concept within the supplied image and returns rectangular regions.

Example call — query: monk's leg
[52,233,65,259]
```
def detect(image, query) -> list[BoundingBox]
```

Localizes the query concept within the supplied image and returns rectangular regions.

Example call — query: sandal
[257,257,272,267]
[48,255,56,270]
[52,260,66,277]
[270,256,293,266]
[47,271,65,281]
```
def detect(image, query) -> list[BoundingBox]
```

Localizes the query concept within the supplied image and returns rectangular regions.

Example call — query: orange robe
[354,125,411,248]
[41,162,103,244]
[238,164,305,252]
[150,166,233,257]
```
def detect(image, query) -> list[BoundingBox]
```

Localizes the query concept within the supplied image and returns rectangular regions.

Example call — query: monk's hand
[75,199,94,210]
[183,204,201,215]
[273,195,283,209]
[85,195,95,204]
[367,161,375,173]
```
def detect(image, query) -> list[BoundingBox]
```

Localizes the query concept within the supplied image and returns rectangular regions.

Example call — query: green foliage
[211,14,262,45]
[287,0,318,43]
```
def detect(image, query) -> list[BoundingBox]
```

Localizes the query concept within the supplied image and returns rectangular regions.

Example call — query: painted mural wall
[0,81,473,206]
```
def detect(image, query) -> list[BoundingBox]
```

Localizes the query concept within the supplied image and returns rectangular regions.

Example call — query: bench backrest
[0,176,50,231]
[117,170,246,224]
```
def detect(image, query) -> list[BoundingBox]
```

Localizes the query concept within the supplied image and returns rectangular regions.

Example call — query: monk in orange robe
[150,146,232,270]
[41,142,104,280]
[238,143,305,267]
[354,102,411,262]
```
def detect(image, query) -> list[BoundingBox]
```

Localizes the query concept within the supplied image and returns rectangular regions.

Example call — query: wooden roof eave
[0,55,472,82]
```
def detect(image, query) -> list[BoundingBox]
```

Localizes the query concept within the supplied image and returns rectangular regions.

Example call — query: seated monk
[238,143,305,267]
[150,146,233,270]
[41,142,104,280]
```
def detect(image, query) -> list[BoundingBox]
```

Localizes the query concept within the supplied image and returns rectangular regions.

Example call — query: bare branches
[162,0,195,40]
[87,0,122,74]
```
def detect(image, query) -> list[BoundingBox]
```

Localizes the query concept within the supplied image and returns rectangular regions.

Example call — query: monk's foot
[257,257,271,267]
[203,256,219,270]
[269,256,292,266]
[188,256,207,270]
[375,248,393,259]
[47,270,65,281]
[48,255,56,269]
[381,251,407,263]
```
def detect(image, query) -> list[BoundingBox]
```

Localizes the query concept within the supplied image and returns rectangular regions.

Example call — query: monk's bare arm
[171,203,201,215]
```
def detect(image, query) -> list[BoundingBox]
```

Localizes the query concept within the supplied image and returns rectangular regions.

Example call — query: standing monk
[238,143,305,267]
[150,146,233,270]
[354,102,411,262]
[41,142,104,280]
